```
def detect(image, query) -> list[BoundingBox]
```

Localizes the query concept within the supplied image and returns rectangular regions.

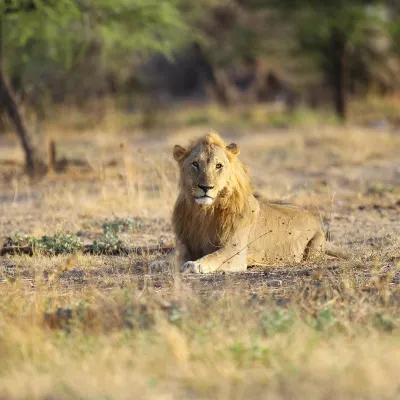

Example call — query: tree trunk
[0,18,47,177]
[330,29,348,121]
[0,67,47,177]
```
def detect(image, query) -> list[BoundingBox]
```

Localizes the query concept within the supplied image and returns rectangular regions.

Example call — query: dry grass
[0,266,400,400]
[0,108,399,399]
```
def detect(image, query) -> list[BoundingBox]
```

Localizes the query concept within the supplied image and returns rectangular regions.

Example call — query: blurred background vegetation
[1,0,400,176]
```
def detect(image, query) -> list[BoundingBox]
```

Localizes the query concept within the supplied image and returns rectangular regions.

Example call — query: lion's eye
[192,162,199,169]
[216,163,223,169]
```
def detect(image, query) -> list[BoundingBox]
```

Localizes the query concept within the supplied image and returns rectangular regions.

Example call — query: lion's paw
[149,260,171,274]
[180,261,203,274]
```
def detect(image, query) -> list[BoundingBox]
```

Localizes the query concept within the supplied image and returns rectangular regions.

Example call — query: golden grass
[0,270,400,400]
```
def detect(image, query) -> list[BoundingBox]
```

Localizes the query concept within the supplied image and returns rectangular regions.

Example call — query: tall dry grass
[0,266,400,400]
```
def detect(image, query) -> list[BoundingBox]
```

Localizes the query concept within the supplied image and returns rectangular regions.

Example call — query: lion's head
[173,132,249,207]
[172,132,254,252]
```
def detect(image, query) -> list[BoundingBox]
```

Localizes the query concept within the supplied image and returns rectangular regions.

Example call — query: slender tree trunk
[330,28,348,121]
[0,17,47,177]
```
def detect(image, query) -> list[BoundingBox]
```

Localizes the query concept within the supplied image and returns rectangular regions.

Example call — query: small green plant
[10,233,82,255]
[36,234,82,255]
[372,312,397,333]
[261,309,295,336]
[229,341,268,365]
[102,217,146,234]
[365,183,397,197]
[168,305,185,326]
[310,309,337,332]
[9,234,35,247]
[92,232,125,254]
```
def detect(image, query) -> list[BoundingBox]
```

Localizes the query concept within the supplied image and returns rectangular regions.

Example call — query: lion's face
[173,140,240,206]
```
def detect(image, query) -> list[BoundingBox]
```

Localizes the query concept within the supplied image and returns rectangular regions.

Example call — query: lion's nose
[198,185,214,193]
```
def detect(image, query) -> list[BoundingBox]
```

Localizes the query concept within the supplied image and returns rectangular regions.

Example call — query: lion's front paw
[180,261,203,274]
[149,260,171,273]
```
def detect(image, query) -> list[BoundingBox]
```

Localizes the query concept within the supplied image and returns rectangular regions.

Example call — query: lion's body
[247,200,326,266]
[151,132,341,274]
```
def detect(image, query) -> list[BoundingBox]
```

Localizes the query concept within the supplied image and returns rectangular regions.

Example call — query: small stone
[379,265,392,274]
[266,279,282,287]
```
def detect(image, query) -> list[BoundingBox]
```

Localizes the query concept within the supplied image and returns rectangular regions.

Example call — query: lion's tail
[325,242,351,260]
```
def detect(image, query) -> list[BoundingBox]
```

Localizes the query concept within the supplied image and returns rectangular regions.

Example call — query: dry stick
[216,230,272,271]
[326,192,336,242]
[48,139,57,172]
[0,244,174,257]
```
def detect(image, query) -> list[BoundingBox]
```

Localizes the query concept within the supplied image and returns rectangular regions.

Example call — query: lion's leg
[303,230,326,261]
[181,247,248,273]
[149,244,190,273]
[181,227,250,273]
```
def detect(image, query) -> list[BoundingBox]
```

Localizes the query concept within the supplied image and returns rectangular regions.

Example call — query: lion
[150,131,349,274]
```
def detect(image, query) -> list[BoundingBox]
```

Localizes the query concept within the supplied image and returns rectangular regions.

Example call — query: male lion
[151,132,347,274]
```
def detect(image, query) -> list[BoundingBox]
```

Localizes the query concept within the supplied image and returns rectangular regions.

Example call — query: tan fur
[150,131,348,274]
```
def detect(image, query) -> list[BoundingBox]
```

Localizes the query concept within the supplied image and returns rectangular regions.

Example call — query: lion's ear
[173,145,187,163]
[226,143,240,156]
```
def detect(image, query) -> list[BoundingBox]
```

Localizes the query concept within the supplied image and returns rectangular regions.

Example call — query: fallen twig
[0,244,174,257]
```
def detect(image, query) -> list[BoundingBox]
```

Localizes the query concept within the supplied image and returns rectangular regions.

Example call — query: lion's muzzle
[195,196,213,205]
[194,184,215,205]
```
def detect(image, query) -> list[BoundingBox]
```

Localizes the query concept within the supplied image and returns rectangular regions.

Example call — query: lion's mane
[172,132,254,254]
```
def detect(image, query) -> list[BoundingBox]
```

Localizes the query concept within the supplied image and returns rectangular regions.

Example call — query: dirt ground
[0,125,399,293]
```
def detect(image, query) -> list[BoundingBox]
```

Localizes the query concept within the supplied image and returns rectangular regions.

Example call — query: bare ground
[0,126,399,289]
